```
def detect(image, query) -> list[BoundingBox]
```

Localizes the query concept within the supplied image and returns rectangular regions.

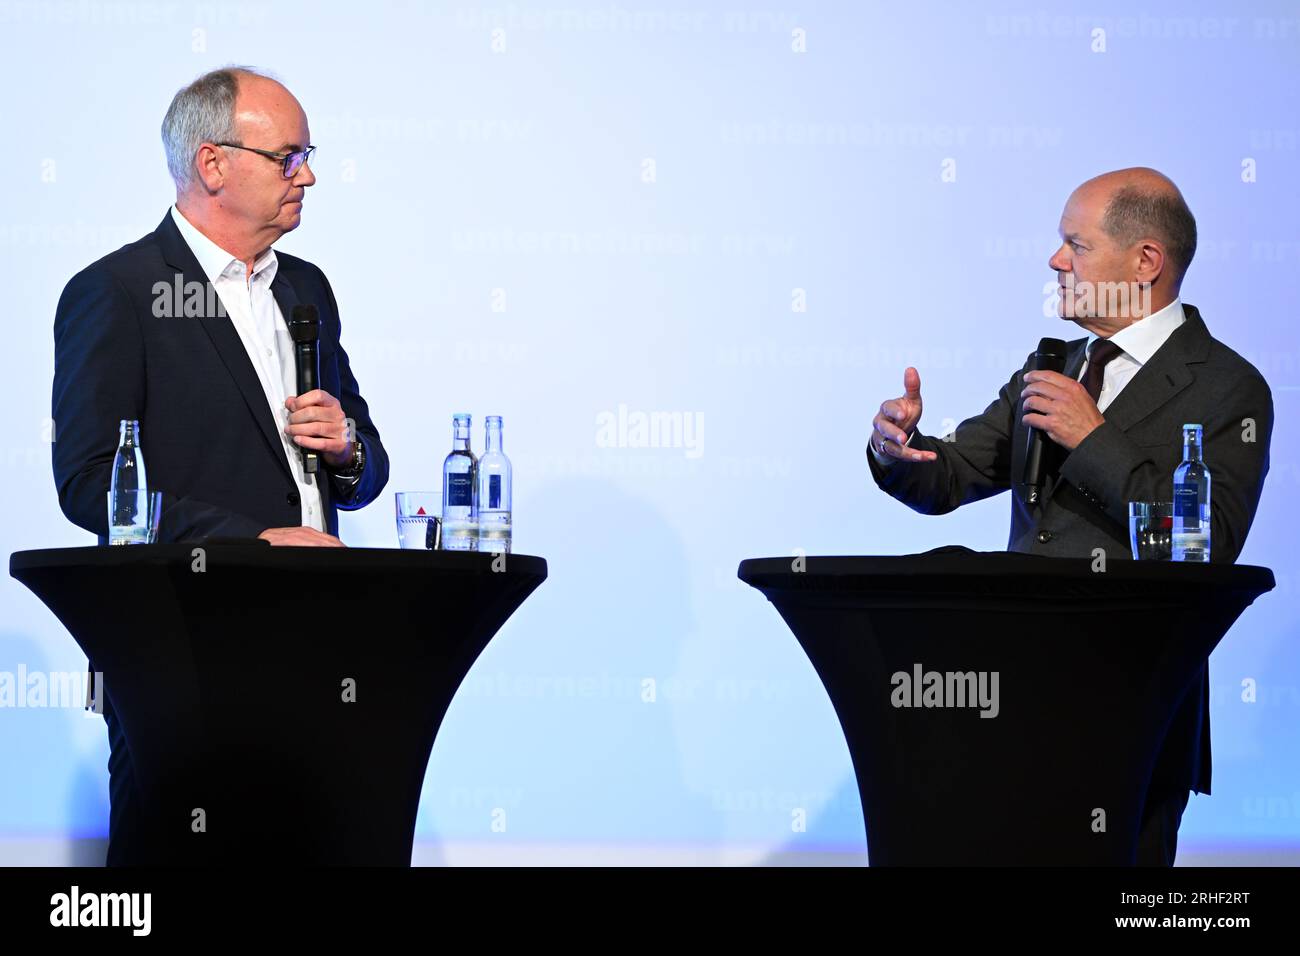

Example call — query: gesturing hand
[870,367,938,463]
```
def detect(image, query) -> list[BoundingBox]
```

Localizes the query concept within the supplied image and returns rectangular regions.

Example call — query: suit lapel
[1041,306,1210,504]
[156,211,295,486]
[1061,336,1088,381]
[269,269,301,338]
[1093,307,1209,432]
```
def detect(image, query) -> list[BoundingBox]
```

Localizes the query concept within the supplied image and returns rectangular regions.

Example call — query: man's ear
[1134,239,1166,288]
[193,142,226,193]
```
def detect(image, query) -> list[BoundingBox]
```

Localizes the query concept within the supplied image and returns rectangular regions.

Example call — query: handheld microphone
[1019,336,1068,506]
[288,303,321,475]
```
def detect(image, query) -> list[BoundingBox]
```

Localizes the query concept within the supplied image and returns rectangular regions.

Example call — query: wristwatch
[332,438,365,478]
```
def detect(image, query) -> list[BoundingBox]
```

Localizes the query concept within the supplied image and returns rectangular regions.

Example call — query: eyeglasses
[215,142,316,178]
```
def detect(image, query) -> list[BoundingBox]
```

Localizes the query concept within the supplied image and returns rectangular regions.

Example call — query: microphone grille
[1034,336,1068,373]
[288,303,320,343]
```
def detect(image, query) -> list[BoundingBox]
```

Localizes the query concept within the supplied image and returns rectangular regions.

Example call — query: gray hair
[160,66,271,190]
[1101,183,1198,283]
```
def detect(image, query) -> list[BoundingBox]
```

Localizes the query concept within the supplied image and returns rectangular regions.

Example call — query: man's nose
[295,161,316,187]
[1048,245,1070,273]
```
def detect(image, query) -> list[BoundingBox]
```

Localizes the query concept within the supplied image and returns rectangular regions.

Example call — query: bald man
[867,168,1272,864]
[51,67,389,862]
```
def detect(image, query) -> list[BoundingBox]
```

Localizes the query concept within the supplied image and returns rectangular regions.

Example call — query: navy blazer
[52,210,388,543]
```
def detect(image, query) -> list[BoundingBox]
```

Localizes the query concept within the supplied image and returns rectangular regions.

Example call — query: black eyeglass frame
[215,142,316,178]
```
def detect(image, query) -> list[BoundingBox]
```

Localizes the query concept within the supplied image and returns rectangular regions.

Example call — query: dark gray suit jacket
[868,305,1273,795]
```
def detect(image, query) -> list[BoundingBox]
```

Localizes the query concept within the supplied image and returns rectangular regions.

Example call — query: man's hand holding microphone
[255,388,354,547]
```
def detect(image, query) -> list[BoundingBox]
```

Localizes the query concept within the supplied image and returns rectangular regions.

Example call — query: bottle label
[488,475,501,510]
[447,473,474,508]
[1173,482,1200,520]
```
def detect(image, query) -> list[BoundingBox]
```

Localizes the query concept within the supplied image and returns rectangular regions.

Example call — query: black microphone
[1019,336,1068,506]
[288,303,321,475]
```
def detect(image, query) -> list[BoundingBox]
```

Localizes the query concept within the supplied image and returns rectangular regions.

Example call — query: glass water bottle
[1172,423,1211,562]
[441,413,478,551]
[476,415,512,553]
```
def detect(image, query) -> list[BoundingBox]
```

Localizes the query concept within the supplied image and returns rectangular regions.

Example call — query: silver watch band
[332,438,365,478]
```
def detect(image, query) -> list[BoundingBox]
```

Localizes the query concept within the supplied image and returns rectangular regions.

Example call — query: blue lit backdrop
[1,0,1295,863]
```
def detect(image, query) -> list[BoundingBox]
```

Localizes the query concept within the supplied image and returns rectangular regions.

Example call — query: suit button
[1036,529,1054,544]
[286,491,300,507]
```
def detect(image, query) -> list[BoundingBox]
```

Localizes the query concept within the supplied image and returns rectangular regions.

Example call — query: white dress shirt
[170,205,326,530]
[873,298,1187,465]
[1081,298,1186,413]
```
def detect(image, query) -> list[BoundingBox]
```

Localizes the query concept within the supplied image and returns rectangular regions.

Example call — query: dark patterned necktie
[1081,338,1124,404]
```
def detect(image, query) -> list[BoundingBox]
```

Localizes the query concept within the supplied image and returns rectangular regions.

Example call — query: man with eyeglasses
[53,65,387,549]
[50,66,389,864]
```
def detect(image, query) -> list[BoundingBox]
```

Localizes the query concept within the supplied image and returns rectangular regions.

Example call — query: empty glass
[395,492,441,549]
[1129,501,1173,560]
[107,489,162,545]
